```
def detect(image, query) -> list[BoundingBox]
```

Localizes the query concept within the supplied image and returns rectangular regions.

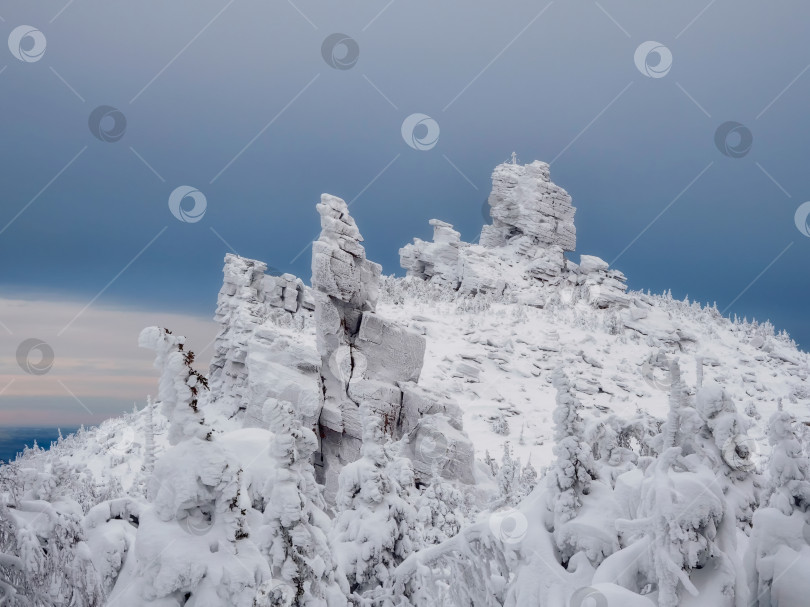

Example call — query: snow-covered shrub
[547,370,598,527]
[109,437,267,606]
[331,412,422,599]
[0,473,104,606]
[258,399,347,606]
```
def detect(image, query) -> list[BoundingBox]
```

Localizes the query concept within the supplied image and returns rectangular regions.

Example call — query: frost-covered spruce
[0,464,104,606]
[415,465,467,545]
[138,326,212,445]
[330,411,422,598]
[258,399,348,607]
[547,369,597,525]
[491,442,537,508]
[111,436,265,606]
[744,407,810,607]
[607,361,747,607]
[764,404,810,515]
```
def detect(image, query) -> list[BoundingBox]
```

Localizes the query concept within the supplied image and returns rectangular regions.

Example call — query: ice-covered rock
[399,219,465,288]
[243,325,322,430]
[209,254,316,422]
[208,254,270,418]
[354,312,426,385]
[312,194,475,497]
[311,194,383,436]
[568,254,629,309]
[480,160,576,253]
[398,160,631,307]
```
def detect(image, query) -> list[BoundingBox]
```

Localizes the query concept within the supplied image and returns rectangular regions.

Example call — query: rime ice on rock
[312,194,475,498]
[203,199,475,501]
[399,219,465,289]
[208,253,318,426]
[568,254,630,308]
[208,254,269,419]
[399,160,629,306]
[480,160,576,253]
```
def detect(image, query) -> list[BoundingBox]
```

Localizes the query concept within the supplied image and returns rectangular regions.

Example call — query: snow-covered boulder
[399,219,465,287]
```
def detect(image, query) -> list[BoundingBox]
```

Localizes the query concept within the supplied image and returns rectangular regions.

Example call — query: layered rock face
[565,254,630,309]
[208,255,271,419]
[208,198,477,501]
[400,219,465,288]
[311,195,475,495]
[399,159,629,306]
[208,254,315,421]
[480,160,576,253]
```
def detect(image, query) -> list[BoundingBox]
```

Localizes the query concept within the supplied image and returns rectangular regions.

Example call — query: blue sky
[1,0,809,424]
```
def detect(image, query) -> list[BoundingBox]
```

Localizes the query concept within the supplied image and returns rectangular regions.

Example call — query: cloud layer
[0,295,218,426]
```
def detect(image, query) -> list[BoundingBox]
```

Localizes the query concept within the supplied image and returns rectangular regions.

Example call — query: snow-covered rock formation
[5,158,810,607]
[481,159,576,252]
[312,194,475,496]
[208,254,315,421]
[400,159,628,306]
[200,196,477,501]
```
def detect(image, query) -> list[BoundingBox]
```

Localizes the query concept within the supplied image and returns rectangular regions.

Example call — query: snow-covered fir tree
[257,398,347,607]
[138,326,212,445]
[330,410,422,600]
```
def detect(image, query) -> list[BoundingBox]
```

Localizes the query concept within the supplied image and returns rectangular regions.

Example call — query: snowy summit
[2,160,809,607]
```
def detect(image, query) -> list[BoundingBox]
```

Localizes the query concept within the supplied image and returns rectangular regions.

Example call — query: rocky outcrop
[208,255,270,419]
[312,194,476,497]
[209,254,314,421]
[206,199,480,500]
[566,254,629,308]
[400,219,465,288]
[310,194,384,437]
[480,160,576,253]
[399,160,629,306]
